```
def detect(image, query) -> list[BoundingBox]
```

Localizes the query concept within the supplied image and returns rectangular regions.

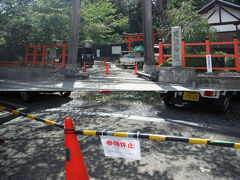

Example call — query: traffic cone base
[83,62,87,72]
[102,58,106,66]
[65,117,89,180]
[135,63,138,74]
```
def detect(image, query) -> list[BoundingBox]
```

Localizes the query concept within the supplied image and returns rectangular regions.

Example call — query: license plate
[183,92,199,101]
[87,55,91,58]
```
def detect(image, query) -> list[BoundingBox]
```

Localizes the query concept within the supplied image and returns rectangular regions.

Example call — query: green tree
[80,0,128,44]
[167,1,217,43]
[0,0,72,59]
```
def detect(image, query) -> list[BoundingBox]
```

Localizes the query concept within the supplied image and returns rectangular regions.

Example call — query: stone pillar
[171,26,182,67]
[142,0,155,75]
[66,0,82,75]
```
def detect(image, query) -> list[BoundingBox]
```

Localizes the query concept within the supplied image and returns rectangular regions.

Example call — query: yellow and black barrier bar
[75,130,240,149]
[0,105,64,129]
[1,105,240,149]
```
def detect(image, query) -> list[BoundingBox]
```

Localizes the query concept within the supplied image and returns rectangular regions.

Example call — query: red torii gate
[123,31,163,52]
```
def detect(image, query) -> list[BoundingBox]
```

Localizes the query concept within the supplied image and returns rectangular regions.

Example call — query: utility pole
[142,0,154,75]
[66,0,81,75]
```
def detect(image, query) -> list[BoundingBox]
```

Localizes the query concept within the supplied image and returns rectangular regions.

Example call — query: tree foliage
[167,1,217,43]
[0,0,239,59]
[81,0,128,44]
[0,0,128,59]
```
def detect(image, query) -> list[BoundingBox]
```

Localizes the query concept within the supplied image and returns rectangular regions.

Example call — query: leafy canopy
[167,1,217,43]
[81,0,128,44]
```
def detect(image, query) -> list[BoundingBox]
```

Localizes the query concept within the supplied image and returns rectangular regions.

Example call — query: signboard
[206,55,212,73]
[111,64,116,70]
[112,46,122,55]
[100,136,141,160]
[171,26,182,67]
[97,49,100,58]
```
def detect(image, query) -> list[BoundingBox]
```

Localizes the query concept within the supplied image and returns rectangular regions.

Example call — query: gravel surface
[0,92,240,180]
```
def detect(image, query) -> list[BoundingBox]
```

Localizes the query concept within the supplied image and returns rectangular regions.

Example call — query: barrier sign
[111,64,116,70]
[97,49,100,58]
[206,55,212,73]
[100,136,141,160]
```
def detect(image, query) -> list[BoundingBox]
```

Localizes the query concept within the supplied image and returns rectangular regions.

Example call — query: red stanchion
[106,64,109,74]
[102,58,106,66]
[65,117,89,180]
[83,62,87,72]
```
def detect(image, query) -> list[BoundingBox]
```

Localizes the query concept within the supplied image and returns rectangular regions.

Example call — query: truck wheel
[20,92,32,102]
[59,91,71,98]
[163,93,174,107]
[216,95,231,114]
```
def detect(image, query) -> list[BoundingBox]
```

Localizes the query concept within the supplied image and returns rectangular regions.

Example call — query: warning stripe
[189,138,208,145]
[0,106,6,110]
[27,114,35,119]
[149,135,166,141]
[74,130,240,149]
[1,105,240,150]
[0,105,64,129]
[12,110,19,115]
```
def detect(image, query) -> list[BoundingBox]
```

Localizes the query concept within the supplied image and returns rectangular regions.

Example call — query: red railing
[154,37,240,72]
[25,43,68,68]
[0,61,20,67]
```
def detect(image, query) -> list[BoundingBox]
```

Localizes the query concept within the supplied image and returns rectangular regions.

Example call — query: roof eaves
[198,0,216,14]
[198,0,240,14]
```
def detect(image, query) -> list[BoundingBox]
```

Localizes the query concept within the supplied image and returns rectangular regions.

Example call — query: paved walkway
[0,64,214,91]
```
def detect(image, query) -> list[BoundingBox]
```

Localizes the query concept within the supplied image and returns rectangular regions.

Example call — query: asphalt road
[0,92,240,180]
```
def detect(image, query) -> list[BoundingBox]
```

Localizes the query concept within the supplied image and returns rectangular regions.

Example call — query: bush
[225,56,236,67]
[212,51,226,67]
[185,51,236,68]
[186,52,206,67]
[160,58,172,67]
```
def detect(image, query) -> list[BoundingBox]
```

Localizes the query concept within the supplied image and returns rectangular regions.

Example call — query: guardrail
[25,43,68,68]
[154,36,240,72]
[1,105,240,149]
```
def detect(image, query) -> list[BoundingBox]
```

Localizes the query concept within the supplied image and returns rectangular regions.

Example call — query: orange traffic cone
[102,58,106,66]
[106,64,109,74]
[65,117,89,180]
[134,63,138,74]
[83,62,86,72]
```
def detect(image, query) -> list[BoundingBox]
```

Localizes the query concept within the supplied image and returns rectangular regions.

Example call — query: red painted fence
[154,37,240,72]
[25,43,68,68]
[0,61,20,67]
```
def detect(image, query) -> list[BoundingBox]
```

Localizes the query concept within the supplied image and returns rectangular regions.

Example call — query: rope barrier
[1,105,240,149]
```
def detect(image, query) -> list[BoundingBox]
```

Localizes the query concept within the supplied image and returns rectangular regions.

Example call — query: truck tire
[59,91,71,98]
[163,93,174,107]
[216,95,231,114]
